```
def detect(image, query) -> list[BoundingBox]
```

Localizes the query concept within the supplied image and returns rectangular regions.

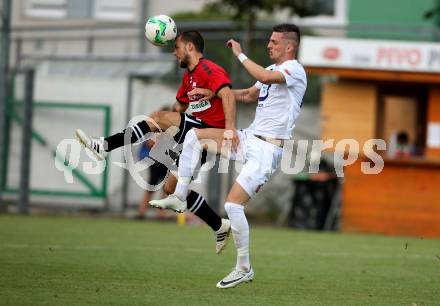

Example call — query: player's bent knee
[149,111,160,125]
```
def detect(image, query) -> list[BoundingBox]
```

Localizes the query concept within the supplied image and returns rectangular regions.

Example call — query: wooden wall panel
[426,88,440,159]
[342,160,440,237]
[321,81,377,153]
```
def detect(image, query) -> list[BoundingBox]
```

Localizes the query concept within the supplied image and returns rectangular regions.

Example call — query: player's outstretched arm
[189,86,257,104]
[233,86,259,103]
[227,39,285,85]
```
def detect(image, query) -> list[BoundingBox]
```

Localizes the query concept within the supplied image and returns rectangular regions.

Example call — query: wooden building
[299,36,440,237]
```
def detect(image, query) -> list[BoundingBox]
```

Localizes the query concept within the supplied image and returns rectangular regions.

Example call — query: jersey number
[258,84,272,102]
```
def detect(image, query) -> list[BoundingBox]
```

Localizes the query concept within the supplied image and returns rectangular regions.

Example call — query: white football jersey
[247,59,307,139]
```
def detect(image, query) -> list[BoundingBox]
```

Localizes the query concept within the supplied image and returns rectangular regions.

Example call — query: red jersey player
[175,58,231,129]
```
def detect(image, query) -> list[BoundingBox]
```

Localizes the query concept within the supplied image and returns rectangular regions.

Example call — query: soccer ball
[145,15,177,47]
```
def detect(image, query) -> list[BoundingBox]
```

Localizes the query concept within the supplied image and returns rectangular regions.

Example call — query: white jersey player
[150,24,307,289]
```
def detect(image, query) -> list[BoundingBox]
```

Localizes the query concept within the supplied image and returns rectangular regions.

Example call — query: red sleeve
[176,74,189,103]
[200,61,232,95]
[208,68,232,95]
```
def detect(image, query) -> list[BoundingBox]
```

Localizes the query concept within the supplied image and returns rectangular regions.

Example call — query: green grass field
[0,215,439,306]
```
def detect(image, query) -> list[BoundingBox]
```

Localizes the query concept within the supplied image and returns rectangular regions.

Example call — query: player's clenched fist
[226,39,242,56]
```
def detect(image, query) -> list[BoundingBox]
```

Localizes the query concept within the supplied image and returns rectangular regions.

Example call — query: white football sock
[173,177,191,200]
[174,129,203,200]
[177,129,202,178]
[224,202,250,272]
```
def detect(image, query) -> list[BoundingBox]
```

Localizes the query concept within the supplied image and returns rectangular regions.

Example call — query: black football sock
[187,190,222,231]
[104,120,151,152]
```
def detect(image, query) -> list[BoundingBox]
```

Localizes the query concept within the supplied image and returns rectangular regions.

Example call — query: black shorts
[173,113,214,145]
[173,113,214,167]
[147,161,169,186]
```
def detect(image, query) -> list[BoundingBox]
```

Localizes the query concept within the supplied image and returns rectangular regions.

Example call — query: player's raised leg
[76,111,182,160]
[75,130,108,161]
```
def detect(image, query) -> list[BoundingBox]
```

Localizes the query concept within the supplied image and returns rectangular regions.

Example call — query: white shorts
[229,130,283,198]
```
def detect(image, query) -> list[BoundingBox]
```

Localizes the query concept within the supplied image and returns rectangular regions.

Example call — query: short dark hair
[176,31,204,53]
[273,23,301,45]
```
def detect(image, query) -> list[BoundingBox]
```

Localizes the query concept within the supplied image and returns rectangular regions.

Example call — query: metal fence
[8,21,440,69]
[1,68,112,212]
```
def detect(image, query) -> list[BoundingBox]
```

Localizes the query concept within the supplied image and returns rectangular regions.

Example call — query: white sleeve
[254,81,263,89]
[279,61,304,87]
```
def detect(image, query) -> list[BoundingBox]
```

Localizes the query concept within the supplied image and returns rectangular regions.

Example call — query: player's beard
[179,54,190,68]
